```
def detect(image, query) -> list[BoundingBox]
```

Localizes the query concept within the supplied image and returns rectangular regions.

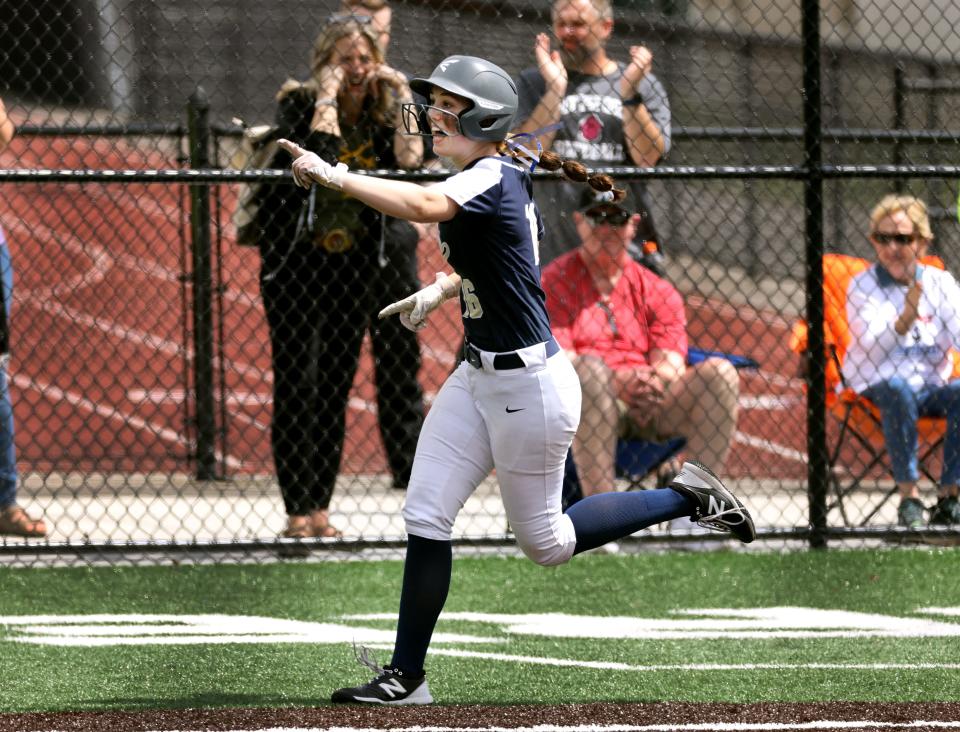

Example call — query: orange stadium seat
[790,252,960,526]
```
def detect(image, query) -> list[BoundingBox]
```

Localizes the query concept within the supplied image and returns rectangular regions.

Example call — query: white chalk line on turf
[143,720,960,732]
[366,644,960,673]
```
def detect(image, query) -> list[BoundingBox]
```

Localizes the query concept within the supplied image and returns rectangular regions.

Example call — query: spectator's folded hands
[614,366,665,412]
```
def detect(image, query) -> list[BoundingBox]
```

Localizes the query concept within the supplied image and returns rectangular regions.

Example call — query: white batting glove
[277,138,348,190]
[378,273,451,332]
[304,158,348,190]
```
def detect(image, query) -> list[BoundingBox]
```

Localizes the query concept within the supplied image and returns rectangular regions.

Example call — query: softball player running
[278,54,755,706]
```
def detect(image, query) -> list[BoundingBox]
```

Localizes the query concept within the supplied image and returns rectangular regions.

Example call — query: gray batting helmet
[410,56,518,142]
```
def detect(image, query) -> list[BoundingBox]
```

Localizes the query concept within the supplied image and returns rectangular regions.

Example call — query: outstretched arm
[277,138,456,223]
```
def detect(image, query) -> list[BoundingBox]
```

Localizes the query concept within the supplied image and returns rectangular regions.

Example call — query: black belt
[464,337,560,370]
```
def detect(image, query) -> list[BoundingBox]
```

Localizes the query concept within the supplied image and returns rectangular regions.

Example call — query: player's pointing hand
[378,273,452,332]
[379,292,426,332]
[277,138,349,190]
[277,138,308,159]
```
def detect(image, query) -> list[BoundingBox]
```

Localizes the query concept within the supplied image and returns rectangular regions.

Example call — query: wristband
[314,98,337,107]
[622,93,645,108]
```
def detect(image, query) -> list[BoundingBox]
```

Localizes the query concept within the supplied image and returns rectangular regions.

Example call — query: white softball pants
[403,340,582,566]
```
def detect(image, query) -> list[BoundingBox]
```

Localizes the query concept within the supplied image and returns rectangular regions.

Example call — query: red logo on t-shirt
[579,114,603,142]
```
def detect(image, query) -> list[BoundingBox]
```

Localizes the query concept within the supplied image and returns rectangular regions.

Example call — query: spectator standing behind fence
[542,189,739,499]
[253,17,424,539]
[0,97,46,538]
[842,194,960,528]
[515,0,671,274]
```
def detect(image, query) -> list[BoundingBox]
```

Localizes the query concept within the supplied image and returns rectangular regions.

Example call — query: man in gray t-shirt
[515,0,671,270]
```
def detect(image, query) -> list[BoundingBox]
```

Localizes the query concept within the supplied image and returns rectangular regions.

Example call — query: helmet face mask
[409,56,518,142]
[401,102,462,138]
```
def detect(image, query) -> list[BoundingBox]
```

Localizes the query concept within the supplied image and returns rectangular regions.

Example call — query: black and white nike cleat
[331,644,433,705]
[668,460,756,543]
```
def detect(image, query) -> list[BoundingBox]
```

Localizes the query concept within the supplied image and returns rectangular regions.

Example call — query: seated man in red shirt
[542,189,740,497]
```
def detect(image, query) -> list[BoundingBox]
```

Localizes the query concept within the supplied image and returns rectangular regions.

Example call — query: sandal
[310,510,343,539]
[282,515,311,539]
[0,505,47,538]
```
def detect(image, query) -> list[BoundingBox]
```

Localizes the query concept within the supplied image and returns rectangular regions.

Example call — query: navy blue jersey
[433,156,553,353]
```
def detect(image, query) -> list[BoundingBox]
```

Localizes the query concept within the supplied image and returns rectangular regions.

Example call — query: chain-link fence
[1,0,959,561]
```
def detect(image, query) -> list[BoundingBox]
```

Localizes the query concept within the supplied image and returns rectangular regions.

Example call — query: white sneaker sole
[349,680,433,705]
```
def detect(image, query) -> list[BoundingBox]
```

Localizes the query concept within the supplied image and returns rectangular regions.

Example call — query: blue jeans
[0,240,17,509]
[861,376,960,485]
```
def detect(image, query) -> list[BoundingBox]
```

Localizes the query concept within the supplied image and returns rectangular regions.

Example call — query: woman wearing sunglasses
[842,194,960,527]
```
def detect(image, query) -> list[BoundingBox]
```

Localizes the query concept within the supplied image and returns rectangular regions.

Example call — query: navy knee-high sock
[390,534,452,676]
[566,488,695,554]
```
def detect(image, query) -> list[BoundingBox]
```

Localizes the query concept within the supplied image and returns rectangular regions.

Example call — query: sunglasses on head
[585,208,631,226]
[328,12,373,24]
[872,232,917,246]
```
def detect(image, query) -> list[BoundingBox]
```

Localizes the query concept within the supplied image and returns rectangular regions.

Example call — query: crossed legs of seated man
[861,376,960,527]
[572,354,740,497]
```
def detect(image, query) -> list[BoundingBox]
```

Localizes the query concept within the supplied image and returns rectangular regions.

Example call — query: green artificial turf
[1,547,958,711]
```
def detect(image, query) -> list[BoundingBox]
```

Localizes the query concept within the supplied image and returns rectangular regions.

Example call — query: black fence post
[187,87,219,480]
[802,0,828,548]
